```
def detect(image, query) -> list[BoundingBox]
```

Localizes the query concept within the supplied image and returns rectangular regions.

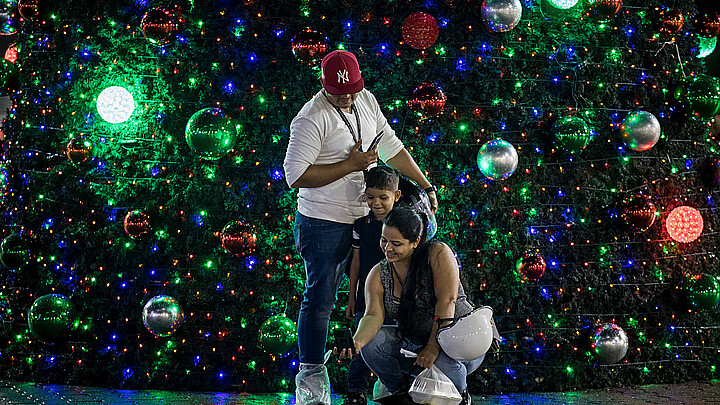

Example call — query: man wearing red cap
[284,50,437,405]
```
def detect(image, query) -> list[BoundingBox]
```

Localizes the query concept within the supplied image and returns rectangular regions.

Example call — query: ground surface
[1,379,720,404]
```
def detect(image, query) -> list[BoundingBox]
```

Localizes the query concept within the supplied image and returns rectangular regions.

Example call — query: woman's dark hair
[383,206,438,342]
[383,205,427,244]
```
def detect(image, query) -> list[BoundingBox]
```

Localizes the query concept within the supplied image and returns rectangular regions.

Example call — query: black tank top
[378,256,473,344]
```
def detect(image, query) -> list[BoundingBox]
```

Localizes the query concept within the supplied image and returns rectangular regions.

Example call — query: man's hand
[346,141,378,171]
[426,191,438,214]
[415,344,440,369]
[345,299,356,320]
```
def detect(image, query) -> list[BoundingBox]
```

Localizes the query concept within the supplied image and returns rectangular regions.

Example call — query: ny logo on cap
[337,69,349,83]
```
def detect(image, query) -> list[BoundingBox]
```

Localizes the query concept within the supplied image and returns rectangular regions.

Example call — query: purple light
[270,169,284,181]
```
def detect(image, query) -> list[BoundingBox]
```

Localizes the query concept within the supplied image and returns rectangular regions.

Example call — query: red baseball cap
[321,50,364,95]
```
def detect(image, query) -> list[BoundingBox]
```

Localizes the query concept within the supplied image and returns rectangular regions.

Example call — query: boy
[343,166,401,405]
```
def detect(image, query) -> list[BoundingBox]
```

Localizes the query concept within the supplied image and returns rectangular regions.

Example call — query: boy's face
[365,187,400,219]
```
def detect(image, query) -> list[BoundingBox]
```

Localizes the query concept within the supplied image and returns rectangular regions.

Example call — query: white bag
[408,364,462,405]
[370,379,391,403]
[294,363,331,405]
[295,351,332,405]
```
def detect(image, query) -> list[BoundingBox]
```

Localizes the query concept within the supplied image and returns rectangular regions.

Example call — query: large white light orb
[96,86,134,124]
[545,0,579,9]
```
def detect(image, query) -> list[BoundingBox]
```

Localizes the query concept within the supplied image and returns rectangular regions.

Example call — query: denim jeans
[294,212,354,364]
[360,326,485,393]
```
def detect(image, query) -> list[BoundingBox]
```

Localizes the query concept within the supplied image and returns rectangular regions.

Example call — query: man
[284,50,438,405]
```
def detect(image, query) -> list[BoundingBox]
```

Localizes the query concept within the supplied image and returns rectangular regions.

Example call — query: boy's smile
[365,187,401,220]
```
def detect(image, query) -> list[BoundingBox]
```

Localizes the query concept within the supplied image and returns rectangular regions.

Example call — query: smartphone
[333,327,355,354]
[368,131,384,150]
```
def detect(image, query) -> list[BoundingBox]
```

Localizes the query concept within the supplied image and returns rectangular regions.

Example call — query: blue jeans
[347,311,372,393]
[294,212,354,364]
[360,326,485,393]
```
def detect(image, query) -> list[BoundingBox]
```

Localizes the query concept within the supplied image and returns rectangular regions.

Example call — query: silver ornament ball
[591,323,628,364]
[620,111,661,152]
[481,0,523,32]
[142,295,185,337]
[477,139,518,180]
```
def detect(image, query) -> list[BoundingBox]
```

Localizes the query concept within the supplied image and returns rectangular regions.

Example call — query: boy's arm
[346,247,361,320]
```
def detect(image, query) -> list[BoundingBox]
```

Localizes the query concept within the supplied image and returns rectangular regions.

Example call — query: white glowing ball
[545,0,579,9]
[96,86,134,123]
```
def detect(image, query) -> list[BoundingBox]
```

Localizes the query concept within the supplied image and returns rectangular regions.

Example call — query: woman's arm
[415,243,460,368]
[353,264,385,351]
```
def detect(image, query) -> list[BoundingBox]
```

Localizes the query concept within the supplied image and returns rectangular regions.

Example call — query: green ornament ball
[259,314,297,358]
[0,59,16,94]
[674,75,720,119]
[28,294,78,342]
[552,116,592,154]
[185,108,238,160]
[685,274,720,310]
[0,234,30,270]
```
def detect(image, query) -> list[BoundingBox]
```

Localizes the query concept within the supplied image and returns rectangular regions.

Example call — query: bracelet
[424,185,438,194]
[433,315,454,324]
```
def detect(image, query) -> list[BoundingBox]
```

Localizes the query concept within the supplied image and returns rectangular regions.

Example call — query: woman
[340,206,483,404]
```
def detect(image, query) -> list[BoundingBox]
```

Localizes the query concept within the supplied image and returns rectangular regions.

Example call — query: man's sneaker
[460,389,472,405]
[343,392,366,404]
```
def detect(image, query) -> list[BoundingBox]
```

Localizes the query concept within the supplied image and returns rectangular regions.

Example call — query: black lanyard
[331,103,363,151]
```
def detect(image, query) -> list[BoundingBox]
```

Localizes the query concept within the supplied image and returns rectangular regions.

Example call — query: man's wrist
[424,185,437,194]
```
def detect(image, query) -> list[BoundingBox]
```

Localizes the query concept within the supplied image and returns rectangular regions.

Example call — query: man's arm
[289,141,378,188]
[386,148,438,212]
[286,115,376,189]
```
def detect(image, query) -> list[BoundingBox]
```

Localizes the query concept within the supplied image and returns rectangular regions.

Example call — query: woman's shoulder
[425,240,455,266]
[375,258,389,272]
[366,262,386,290]
[427,240,451,255]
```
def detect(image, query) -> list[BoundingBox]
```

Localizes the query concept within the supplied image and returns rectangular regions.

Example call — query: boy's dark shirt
[352,211,386,313]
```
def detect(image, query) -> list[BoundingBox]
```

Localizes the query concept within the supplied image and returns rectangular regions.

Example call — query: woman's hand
[333,339,362,359]
[415,344,440,369]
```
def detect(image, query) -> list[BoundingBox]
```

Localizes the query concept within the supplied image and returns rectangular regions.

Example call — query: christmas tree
[0,0,719,394]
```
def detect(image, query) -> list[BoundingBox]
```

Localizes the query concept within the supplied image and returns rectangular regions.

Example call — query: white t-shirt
[284,89,405,224]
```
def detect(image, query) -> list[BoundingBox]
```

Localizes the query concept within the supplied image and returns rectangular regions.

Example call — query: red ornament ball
[221,221,257,257]
[665,206,703,243]
[291,28,329,65]
[124,210,151,239]
[695,12,720,38]
[141,8,179,47]
[659,9,684,35]
[18,0,51,22]
[408,83,446,119]
[516,252,546,281]
[4,43,17,64]
[585,0,622,22]
[620,195,655,233]
[402,12,439,50]
[66,136,97,166]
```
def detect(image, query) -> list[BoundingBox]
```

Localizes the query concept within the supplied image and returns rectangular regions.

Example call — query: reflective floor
[1,379,720,404]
